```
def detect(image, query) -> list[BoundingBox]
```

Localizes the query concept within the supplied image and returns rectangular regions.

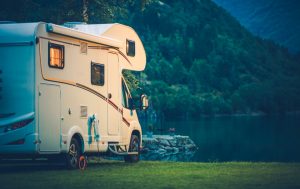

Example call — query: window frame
[91,62,105,86]
[48,42,65,69]
[121,78,133,109]
[126,39,135,57]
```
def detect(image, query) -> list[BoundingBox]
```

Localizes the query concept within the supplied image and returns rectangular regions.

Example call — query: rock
[158,139,170,146]
[157,148,167,154]
[164,146,173,152]
[168,139,177,147]
[141,135,197,161]
[185,144,197,151]
[173,147,179,154]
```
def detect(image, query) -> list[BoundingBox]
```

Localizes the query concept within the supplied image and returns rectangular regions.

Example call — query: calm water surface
[142,115,300,162]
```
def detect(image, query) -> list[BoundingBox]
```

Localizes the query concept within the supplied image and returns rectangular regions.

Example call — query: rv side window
[126,39,135,57]
[91,62,105,86]
[48,42,64,69]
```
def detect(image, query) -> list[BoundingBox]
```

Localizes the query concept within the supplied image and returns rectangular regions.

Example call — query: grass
[0,160,300,189]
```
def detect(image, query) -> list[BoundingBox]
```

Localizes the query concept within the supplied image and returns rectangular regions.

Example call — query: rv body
[0,22,146,162]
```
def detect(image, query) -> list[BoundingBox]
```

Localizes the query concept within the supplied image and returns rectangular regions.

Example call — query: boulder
[141,135,197,161]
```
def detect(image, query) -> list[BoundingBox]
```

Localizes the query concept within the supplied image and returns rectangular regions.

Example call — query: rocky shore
[141,135,198,161]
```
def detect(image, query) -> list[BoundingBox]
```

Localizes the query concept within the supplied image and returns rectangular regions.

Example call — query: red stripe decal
[122,117,130,127]
[76,83,107,101]
[108,99,119,111]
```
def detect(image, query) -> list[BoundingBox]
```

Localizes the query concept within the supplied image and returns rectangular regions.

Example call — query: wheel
[66,138,81,169]
[124,134,140,163]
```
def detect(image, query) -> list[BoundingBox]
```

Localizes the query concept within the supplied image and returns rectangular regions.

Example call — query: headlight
[4,118,34,132]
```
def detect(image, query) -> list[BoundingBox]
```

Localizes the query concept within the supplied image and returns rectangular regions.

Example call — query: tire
[124,134,140,163]
[66,138,81,169]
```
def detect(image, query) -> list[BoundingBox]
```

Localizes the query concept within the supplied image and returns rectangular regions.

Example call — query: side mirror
[140,94,149,110]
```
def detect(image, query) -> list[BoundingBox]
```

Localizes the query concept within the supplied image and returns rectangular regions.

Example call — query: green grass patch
[1,161,300,189]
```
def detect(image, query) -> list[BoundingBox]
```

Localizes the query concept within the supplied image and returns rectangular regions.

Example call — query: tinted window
[126,39,135,57]
[91,62,104,86]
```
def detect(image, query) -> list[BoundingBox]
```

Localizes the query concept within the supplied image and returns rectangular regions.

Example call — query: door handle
[108,93,112,99]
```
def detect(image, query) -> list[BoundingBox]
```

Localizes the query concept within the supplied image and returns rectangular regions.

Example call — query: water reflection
[141,115,300,162]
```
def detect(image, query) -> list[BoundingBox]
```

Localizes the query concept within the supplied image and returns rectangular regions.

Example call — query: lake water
[141,115,300,162]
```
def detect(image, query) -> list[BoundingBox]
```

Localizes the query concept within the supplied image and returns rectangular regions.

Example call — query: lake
[141,115,300,162]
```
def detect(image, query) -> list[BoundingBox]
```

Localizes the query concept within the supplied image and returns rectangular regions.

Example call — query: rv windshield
[0,44,35,117]
[121,78,133,109]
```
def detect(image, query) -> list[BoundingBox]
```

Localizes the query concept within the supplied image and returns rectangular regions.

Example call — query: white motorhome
[0,22,148,168]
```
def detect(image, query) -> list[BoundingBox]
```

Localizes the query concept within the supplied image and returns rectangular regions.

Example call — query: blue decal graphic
[87,114,100,144]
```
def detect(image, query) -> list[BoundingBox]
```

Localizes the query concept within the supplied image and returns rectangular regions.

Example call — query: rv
[0,22,148,168]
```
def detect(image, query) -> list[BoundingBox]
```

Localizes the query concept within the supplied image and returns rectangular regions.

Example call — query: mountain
[126,0,300,118]
[213,0,300,53]
[1,0,300,118]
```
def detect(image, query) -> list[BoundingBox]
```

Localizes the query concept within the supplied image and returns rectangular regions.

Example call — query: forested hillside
[213,0,300,53]
[1,0,300,119]
[129,0,300,118]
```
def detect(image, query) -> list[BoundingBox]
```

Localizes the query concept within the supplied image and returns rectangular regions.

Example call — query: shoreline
[163,111,300,120]
[139,111,300,122]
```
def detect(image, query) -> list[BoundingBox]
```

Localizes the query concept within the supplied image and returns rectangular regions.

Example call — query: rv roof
[0,22,146,71]
[70,23,147,71]
[0,22,39,43]
[0,22,122,48]
[72,24,114,36]
[46,23,122,48]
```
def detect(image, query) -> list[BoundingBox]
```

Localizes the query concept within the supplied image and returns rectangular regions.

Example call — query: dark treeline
[1,0,300,119]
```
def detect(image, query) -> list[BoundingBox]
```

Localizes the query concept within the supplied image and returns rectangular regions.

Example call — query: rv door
[38,84,61,152]
[107,53,120,135]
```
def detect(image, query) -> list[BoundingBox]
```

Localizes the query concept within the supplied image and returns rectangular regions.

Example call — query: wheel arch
[72,133,84,154]
[131,129,142,147]
[67,126,85,153]
[132,130,141,140]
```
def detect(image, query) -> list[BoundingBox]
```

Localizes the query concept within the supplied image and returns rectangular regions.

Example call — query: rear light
[4,118,34,132]
[6,138,25,145]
